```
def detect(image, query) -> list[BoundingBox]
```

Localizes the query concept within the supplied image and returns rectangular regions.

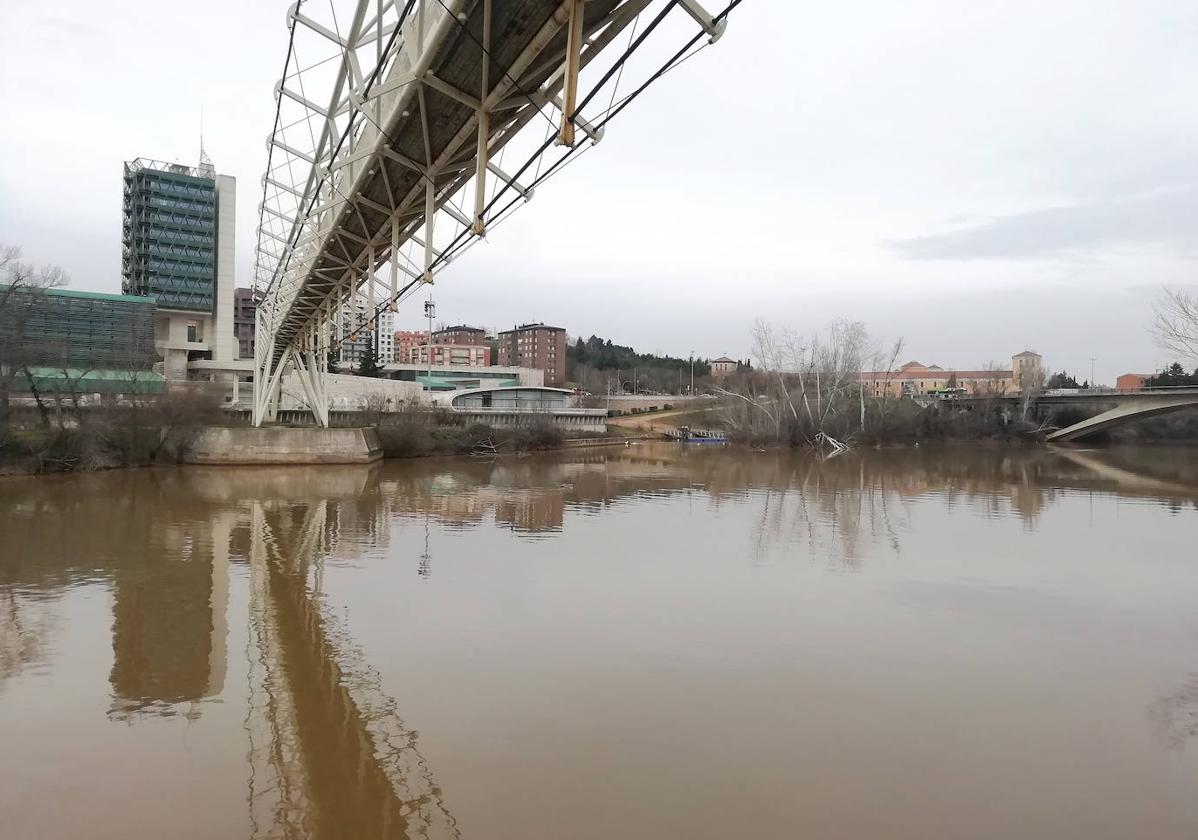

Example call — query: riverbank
[0,417,633,475]
[6,397,1196,475]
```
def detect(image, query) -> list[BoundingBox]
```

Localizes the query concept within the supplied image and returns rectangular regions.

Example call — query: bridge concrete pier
[184,426,383,465]
[1047,393,1198,441]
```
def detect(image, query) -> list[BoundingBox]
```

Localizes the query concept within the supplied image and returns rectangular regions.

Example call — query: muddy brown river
[3,443,1198,839]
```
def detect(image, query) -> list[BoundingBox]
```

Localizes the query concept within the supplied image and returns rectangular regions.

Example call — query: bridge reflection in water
[244,498,457,839]
[0,466,459,840]
[3,444,1198,837]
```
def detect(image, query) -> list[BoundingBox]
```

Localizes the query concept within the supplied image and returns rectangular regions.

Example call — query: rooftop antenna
[198,105,214,176]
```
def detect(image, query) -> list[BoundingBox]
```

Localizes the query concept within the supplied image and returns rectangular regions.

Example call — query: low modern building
[497,323,566,387]
[855,352,1044,397]
[121,155,236,379]
[381,361,541,392]
[0,285,164,394]
[447,386,606,433]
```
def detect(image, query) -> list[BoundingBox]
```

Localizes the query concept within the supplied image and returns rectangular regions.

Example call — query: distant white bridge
[1039,388,1198,441]
[252,0,740,426]
[954,387,1198,441]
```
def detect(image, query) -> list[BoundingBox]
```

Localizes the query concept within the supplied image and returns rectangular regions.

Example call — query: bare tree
[728,318,891,448]
[751,318,799,434]
[361,392,394,425]
[869,337,905,434]
[1018,361,1046,421]
[0,246,68,431]
[1153,288,1198,362]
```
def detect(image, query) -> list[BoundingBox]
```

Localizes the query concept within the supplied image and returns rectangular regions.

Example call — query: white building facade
[338,299,396,366]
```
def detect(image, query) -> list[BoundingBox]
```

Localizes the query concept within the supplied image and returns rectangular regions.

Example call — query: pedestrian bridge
[1043,388,1198,441]
[252,0,738,426]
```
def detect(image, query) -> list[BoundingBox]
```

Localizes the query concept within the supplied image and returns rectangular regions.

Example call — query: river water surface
[3,443,1198,839]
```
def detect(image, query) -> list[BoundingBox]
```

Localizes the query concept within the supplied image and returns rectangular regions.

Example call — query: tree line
[1146,363,1198,387]
[566,334,751,394]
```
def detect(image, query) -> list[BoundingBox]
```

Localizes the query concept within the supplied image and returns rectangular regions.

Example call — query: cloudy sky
[2,0,1196,383]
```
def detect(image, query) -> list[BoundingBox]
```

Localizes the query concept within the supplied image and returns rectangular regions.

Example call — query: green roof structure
[15,367,165,395]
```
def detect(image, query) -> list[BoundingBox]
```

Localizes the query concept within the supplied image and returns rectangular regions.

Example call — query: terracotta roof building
[855,352,1043,397]
[711,356,737,378]
[1116,373,1152,391]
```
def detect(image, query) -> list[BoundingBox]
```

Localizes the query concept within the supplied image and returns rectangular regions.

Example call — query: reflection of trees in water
[740,456,904,566]
[675,445,1198,565]
[292,446,1198,574]
[1150,675,1198,749]
[0,590,57,692]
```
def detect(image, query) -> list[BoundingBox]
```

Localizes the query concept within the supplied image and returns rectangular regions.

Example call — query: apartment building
[233,287,256,359]
[432,325,487,346]
[338,301,396,365]
[395,330,429,363]
[496,323,566,387]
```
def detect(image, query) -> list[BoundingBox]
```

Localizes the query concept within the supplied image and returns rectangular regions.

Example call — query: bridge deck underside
[274,0,621,360]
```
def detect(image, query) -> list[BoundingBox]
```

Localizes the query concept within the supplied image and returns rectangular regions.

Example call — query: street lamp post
[424,298,436,386]
[689,351,694,396]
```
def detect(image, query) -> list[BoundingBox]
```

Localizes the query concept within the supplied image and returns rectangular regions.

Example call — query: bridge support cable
[253,0,739,426]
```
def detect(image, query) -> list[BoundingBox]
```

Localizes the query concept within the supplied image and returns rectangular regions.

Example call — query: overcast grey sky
[2,0,1196,383]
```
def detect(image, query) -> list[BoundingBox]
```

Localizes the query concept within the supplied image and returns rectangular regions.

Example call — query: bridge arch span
[1047,392,1198,441]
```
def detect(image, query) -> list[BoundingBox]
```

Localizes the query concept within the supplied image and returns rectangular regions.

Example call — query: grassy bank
[373,411,565,458]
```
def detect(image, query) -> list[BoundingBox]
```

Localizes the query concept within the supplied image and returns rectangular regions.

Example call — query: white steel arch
[253,0,739,426]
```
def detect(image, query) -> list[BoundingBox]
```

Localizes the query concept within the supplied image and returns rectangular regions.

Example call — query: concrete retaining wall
[603,395,704,414]
[279,373,422,413]
[185,426,383,465]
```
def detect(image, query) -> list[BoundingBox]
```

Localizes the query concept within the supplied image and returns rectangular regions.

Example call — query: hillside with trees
[566,335,749,394]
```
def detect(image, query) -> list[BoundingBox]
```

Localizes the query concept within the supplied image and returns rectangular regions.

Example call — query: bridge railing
[1047,386,1198,396]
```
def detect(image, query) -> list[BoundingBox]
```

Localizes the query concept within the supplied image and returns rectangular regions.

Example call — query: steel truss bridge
[252,0,740,425]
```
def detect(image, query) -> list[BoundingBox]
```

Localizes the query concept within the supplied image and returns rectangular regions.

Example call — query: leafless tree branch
[1153,287,1198,362]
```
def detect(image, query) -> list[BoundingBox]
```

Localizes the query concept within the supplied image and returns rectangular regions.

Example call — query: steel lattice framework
[253,0,738,425]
